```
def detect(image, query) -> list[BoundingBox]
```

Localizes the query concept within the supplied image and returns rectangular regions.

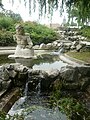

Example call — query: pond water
[0,55,15,65]
[0,53,67,71]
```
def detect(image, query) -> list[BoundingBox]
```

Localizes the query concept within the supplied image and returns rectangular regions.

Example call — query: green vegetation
[49,81,90,120]
[80,26,90,40]
[0,30,16,46]
[0,12,58,46]
[0,110,24,120]
[67,52,90,63]
[24,22,59,45]
[58,97,90,120]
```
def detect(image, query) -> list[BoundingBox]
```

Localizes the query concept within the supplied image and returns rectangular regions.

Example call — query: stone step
[0,88,20,113]
[0,90,6,98]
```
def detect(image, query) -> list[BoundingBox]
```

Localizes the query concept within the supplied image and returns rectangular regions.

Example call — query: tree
[0,0,90,26]
[67,1,90,26]
[5,10,22,22]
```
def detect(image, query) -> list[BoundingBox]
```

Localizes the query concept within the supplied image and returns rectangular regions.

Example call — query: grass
[67,52,90,63]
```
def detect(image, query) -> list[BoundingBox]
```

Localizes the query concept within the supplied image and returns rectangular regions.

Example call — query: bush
[80,26,90,40]
[23,22,59,45]
[0,21,59,46]
[0,30,16,46]
[0,16,15,31]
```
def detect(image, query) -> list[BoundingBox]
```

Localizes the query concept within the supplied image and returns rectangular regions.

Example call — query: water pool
[0,53,67,71]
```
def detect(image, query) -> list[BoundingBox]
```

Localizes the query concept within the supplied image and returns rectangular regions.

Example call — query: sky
[2,0,68,25]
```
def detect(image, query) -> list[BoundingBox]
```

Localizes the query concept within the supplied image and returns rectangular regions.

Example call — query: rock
[68,36,79,41]
[64,42,71,50]
[40,70,49,79]
[80,45,90,52]
[72,41,79,46]
[39,43,46,49]
[57,43,62,47]
[1,66,9,81]
[28,69,46,79]
[9,70,17,78]
[46,43,52,49]
[33,45,39,49]
[62,83,80,90]
[28,69,41,76]
[80,77,90,90]
[78,66,90,77]
[14,65,28,72]
[52,41,58,47]
[70,45,76,50]
[76,43,85,51]
[47,69,60,79]
[60,66,79,82]
[1,80,11,90]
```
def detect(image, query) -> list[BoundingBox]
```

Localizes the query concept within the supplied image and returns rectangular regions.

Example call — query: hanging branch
[33,0,36,12]
[29,0,31,14]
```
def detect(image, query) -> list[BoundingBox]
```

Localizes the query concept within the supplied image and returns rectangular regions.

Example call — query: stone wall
[0,63,90,95]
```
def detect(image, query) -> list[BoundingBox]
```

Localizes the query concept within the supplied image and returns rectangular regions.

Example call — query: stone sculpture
[9,24,34,58]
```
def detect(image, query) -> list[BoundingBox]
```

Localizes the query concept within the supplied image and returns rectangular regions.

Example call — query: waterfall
[24,81,29,97]
[35,79,41,96]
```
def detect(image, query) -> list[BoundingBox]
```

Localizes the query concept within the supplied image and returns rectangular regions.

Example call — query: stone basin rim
[60,53,90,66]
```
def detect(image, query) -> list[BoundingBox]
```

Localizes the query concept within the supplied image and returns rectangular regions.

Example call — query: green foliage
[0,16,15,31]
[0,111,6,120]
[58,97,89,120]
[80,26,90,39]
[49,79,90,120]
[24,21,58,45]
[0,11,58,46]
[5,10,22,22]
[0,110,24,120]
[0,30,16,46]
[3,0,90,26]
[0,20,58,46]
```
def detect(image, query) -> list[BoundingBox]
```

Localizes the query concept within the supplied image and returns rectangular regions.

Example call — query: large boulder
[60,66,79,82]
[59,66,90,90]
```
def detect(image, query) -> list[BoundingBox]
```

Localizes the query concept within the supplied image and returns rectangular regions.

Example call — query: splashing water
[8,80,67,120]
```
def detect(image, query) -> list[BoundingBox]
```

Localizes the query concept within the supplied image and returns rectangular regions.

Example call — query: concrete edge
[60,53,90,66]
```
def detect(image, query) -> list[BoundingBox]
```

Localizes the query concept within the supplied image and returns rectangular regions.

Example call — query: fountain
[8,24,36,59]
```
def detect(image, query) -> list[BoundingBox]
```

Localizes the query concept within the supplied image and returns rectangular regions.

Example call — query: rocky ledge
[0,63,90,94]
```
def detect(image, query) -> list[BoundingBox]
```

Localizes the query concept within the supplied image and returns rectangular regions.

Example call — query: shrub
[23,21,59,45]
[0,21,59,46]
[0,16,15,31]
[0,30,16,46]
[80,26,90,40]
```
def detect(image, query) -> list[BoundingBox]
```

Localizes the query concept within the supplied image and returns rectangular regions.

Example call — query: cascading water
[24,82,29,97]
[8,78,67,120]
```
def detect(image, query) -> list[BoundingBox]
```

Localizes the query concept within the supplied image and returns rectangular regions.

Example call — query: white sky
[2,0,68,25]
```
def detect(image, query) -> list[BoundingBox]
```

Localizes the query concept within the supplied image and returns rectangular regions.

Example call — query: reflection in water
[15,54,67,70]
[0,54,67,70]
[0,55,15,65]
[33,54,67,70]
[33,61,67,71]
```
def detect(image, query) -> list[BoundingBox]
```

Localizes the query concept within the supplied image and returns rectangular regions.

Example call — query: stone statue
[9,24,35,58]
[14,24,33,49]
